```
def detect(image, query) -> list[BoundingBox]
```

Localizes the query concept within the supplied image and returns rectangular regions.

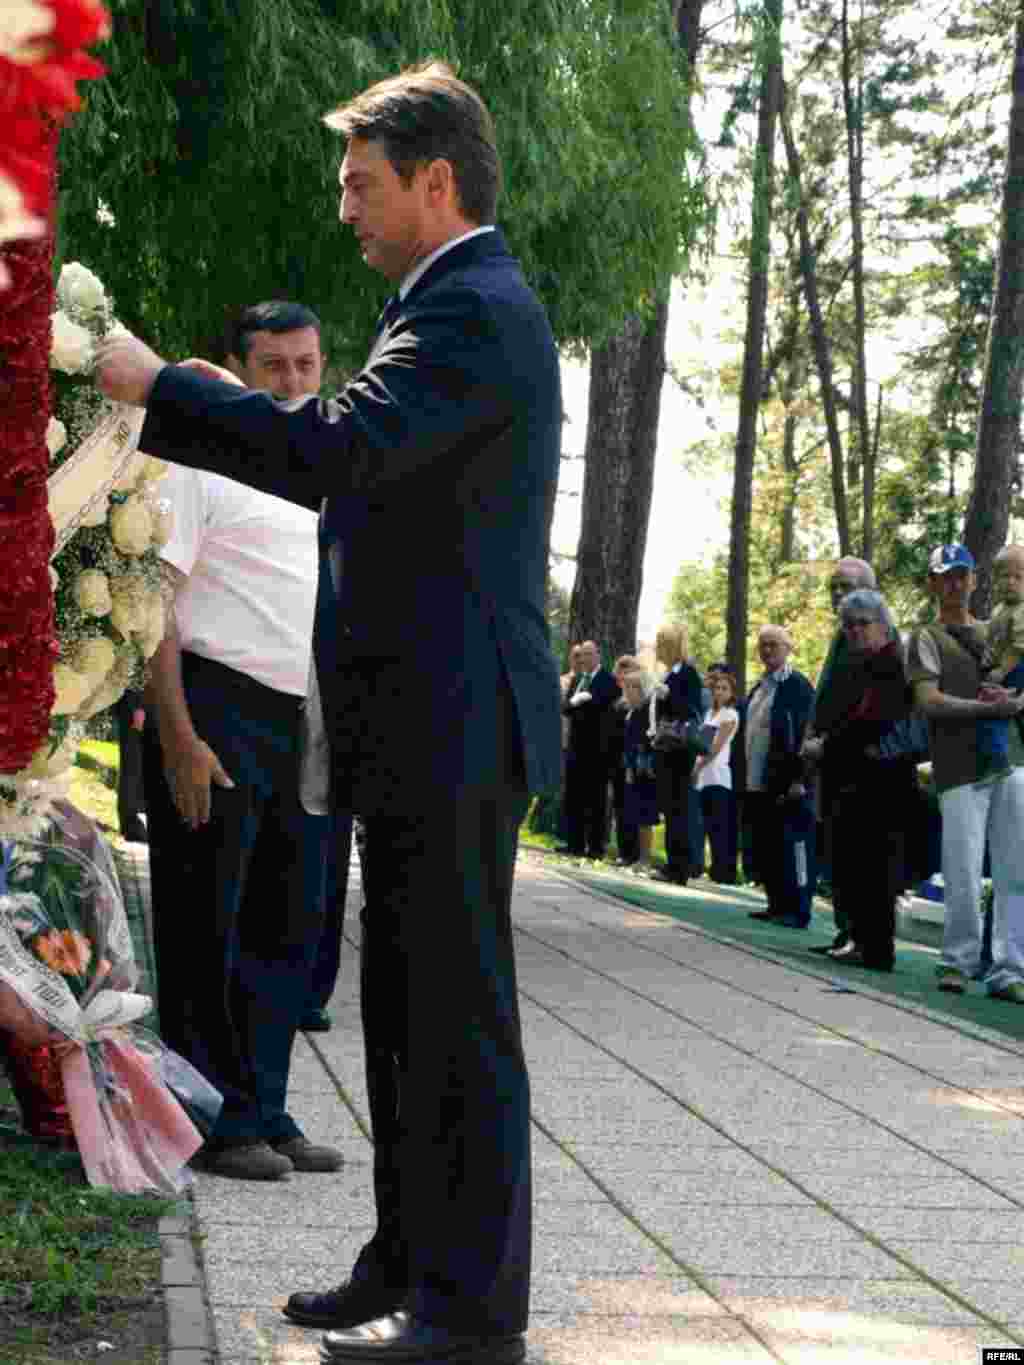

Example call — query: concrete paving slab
[524,1313,776,1364]
[704,1275,987,1324]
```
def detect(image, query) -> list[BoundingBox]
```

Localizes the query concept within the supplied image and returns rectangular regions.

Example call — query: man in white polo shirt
[143,301,343,1179]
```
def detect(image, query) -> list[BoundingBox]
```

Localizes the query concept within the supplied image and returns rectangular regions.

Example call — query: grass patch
[67,759,120,836]
[0,1084,181,1364]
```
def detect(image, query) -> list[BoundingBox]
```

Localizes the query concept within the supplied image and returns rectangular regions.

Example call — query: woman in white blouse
[693,672,740,883]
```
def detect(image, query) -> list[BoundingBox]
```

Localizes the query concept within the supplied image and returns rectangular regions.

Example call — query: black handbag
[651,719,711,756]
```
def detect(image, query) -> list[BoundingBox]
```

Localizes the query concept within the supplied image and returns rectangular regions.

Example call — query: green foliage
[60,0,708,364]
[0,1137,176,1317]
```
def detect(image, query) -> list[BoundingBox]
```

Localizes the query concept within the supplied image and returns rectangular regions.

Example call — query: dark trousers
[656,750,699,880]
[745,791,816,924]
[611,766,638,862]
[563,750,608,857]
[830,770,910,967]
[143,653,329,1145]
[116,702,145,832]
[351,687,531,1336]
[307,810,354,1014]
[699,785,738,884]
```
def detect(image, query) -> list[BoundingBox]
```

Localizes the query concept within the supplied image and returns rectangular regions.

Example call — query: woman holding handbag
[649,623,704,885]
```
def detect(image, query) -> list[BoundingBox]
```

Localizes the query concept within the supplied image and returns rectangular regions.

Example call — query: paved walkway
[125,846,1024,1364]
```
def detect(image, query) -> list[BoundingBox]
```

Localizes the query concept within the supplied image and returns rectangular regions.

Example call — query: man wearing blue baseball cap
[906,543,1024,1001]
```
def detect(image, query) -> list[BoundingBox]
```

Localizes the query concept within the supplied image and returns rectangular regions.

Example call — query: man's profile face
[339,136,431,283]
[232,326,323,401]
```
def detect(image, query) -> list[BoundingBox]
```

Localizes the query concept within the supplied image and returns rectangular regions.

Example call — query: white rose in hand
[50,310,95,374]
[57,262,107,315]
[570,690,592,707]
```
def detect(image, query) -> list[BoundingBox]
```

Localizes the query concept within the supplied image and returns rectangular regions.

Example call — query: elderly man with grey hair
[802,556,879,955]
[743,625,817,927]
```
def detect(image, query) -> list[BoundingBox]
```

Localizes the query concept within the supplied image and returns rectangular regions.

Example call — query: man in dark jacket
[561,639,620,859]
[741,625,817,928]
[97,61,560,1365]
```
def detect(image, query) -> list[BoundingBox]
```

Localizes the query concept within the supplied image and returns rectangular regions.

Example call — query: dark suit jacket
[739,670,815,800]
[654,665,704,728]
[138,229,562,811]
[562,667,620,767]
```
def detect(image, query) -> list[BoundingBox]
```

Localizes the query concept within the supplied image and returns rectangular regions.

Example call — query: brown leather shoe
[195,1141,292,1181]
[273,1136,343,1172]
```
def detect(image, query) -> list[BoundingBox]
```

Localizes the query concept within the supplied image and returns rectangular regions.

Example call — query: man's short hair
[325,61,502,226]
[228,302,322,362]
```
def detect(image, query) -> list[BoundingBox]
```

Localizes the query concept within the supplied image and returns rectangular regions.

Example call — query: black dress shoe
[320,1312,525,1363]
[808,932,850,956]
[284,1279,405,1329]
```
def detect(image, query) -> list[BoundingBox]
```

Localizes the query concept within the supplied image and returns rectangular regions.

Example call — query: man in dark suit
[97,61,561,1365]
[113,688,147,842]
[561,640,620,859]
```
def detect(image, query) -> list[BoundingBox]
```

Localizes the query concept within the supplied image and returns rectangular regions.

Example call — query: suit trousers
[656,749,699,880]
[351,683,531,1336]
[563,750,608,857]
[699,784,738,884]
[745,791,816,924]
[115,698,146,831]
[143,653,330,1144]
[307,810,354,1015]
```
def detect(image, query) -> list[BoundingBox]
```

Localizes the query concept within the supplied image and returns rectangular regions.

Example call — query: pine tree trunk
[964,8,1024,617]
[568,304,668,661]
[567,0,706,661]
[780,88,852,556]
[841,0,873,556]
[725,0,784,697]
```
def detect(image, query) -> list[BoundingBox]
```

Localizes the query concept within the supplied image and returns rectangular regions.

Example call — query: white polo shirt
[159,464,318,697]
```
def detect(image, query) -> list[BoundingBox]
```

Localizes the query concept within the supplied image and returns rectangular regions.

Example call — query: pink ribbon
[57,1034,203,1193]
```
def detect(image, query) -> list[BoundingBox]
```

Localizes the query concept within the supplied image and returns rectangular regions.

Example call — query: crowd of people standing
[556,543,1024,1006]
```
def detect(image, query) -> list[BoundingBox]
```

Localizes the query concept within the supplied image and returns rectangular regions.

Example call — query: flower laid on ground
[0,804,217,1192]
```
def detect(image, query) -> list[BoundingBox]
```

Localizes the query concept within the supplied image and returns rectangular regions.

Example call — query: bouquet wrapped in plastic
[0,801,219,1192]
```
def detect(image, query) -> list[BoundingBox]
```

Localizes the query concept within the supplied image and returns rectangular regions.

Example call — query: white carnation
[80,494,109,528]
[0,171,43,255]
[51,664,92,716]
[50,310,95,375]
[72,635,116,682]
[46,417,67,458]
[73,569,113,617]
[0,2,54,65]
[57,262,107,315]
[109,496,154,555]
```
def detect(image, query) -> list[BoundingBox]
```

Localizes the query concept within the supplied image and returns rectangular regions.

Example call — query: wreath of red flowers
[0,1,109,775]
